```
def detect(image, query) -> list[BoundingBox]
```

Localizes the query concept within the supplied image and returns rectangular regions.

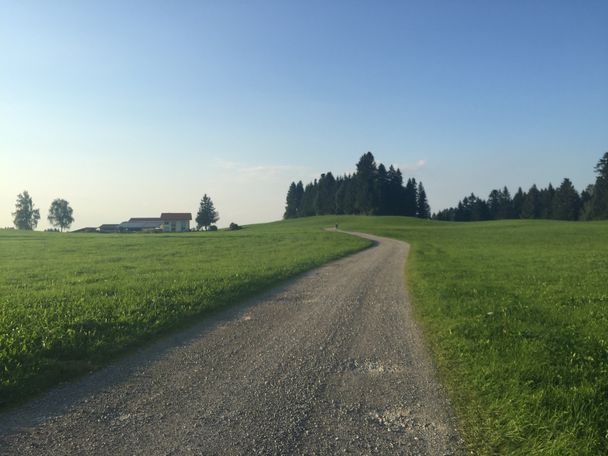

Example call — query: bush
[229,222,241,231]
[207,225,218,232]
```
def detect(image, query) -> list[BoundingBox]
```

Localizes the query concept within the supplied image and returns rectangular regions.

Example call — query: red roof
[161,213,192,221]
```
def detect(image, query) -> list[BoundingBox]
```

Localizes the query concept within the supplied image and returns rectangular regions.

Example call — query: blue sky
[1,1,607,229]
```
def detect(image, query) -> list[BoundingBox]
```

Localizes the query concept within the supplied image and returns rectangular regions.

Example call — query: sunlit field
[3,215,607,454]
[0,224,370,407]
[327,215,608,455]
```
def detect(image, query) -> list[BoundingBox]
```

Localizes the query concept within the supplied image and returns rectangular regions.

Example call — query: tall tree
[354,152,377,214]
[300,181,317,217]
[12,191,40,230]
[589,152,608,219]
[386,166,404,215]
[498,187,513,219]
[48,198,74,231]
[335,175,355,215]
[294,181,304,217]
[196,194,219,230]
[552,178,581,220]
[539,184,555,219]
[521,184,541,219]
[403,178,417,216]
[284,182,298,219]
[512,187,525,218]
[314,172,337,215]
[580,184,595,220]
[374,164,390,215]
[416,182,431,218]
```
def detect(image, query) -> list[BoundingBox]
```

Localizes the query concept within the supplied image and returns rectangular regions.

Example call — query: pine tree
[521,184,541,219]
[354,152,377,214]
[416,182,431,218]
[314,172,337,215]
[386,166,403,215]
[284,182,298,219]
[539,184,555,219]
[374,164,390,215]
[403,178,417,216]
[335,175,355,215]
[300,181,317,217]
[196,194,219,230]
[553,178,581,220]
[589,152,608,219]
[294,181,304,217]
[512,187,525,218]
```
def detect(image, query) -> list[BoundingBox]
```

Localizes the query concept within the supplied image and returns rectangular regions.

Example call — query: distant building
[160,213,192,232]
[98,212,192,233]
[119,219,163,232]
[71,227,97,233]
[98,224,120,233]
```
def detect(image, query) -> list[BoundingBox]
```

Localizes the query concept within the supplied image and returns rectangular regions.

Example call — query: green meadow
[329,215,608,455]
[2,216,607,454]
[0,224,370,406]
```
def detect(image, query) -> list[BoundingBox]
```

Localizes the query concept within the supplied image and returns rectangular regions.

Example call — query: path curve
[0,231,461,455]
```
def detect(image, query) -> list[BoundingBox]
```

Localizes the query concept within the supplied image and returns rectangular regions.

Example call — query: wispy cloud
[214,158,314,180]
[395,159,427,172]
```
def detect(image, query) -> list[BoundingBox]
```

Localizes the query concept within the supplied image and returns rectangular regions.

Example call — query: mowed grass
[324,215,608,455]
[0,222,371,407]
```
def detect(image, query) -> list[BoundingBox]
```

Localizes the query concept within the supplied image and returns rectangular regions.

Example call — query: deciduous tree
[48,198,74,231]
[12,191,40,230]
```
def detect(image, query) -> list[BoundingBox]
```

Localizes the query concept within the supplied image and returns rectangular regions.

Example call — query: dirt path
[0,232,461,455]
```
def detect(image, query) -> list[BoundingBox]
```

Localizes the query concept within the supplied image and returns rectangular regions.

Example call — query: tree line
[284,152,430,219]
[434,152,608,221]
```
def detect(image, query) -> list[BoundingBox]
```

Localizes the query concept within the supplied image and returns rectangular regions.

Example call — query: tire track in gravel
[0,231,461,455]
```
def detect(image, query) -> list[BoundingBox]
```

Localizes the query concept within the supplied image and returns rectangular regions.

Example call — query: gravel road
[0,231,461,455]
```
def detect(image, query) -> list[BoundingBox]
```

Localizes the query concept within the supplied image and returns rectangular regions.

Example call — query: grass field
[0,223,371,407]
[3,216,607,454]
[325,215,608,455]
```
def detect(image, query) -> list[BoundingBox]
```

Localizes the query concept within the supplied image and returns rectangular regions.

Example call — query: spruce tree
[589,152,608,219]
[314,172,337,215]
[512,187,525,218]
[403,178,417,216]
[416,182,431,218]
[354,152,377,214]
[386,166,403,215]
[294,181,304,217]
[553,178,581,220]
[284,182,298,219]
[521,184,541,219]
[196,194,219,230]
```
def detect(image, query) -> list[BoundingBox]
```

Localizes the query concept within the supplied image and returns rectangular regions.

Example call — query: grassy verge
[0,222,370,407]
[324,215,608,455]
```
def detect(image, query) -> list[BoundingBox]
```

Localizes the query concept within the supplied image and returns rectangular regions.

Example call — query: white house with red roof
[160,213,192,232]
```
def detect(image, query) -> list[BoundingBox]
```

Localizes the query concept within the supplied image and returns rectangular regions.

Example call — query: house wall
[162,220,190,232]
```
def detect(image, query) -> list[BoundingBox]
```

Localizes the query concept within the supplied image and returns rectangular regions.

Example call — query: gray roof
[119,221,163,230]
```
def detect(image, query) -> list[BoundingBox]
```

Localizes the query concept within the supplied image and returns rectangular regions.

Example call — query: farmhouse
[98,212,192,233]
[160,213,192,232]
